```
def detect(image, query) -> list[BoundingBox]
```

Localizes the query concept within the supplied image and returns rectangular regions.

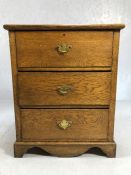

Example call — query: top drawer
[16,31,113,68]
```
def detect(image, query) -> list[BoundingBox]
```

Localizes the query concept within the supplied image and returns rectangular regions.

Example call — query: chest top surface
[4,24,125,31]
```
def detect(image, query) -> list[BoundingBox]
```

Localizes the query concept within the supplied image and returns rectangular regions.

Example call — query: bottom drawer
[21,109,109,141]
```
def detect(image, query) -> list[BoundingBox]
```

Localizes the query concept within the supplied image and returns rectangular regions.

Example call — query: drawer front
[21,109,109,141]
[16,31,113,68]
[18,72,111,106]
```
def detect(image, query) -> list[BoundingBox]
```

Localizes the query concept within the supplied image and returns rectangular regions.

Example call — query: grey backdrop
[0,0,131,101]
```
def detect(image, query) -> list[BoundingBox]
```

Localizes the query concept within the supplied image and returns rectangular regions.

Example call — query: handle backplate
[57,43,72,54]
[57,85,72,96]
[57,119,72,130]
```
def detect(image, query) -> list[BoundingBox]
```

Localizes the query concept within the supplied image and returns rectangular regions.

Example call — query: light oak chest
[4,24,125,157]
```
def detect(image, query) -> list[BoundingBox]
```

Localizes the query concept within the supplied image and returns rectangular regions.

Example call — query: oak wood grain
[108,31,120,141]
[14,141,116,157]
[16,31,113,68]
[21,109,108,141]
[9,32,21,141]
[18,72,111,106]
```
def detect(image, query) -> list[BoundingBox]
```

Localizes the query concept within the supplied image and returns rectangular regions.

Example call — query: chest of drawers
[4,24,125,157]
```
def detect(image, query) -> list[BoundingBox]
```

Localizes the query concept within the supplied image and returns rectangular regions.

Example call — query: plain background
[0,1,131,175]
[0,0,131,101]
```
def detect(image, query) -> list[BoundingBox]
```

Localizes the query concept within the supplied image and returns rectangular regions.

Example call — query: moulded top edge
[3,24,125,31]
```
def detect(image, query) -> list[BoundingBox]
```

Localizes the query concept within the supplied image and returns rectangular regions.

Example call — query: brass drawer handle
[57,85,72,96]
[57,119,72,130]
[57,43,72,54]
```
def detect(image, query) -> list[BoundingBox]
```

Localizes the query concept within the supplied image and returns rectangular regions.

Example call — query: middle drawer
[18,72,111,106]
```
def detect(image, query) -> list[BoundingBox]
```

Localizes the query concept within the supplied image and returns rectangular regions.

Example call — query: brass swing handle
[57,43,72,54]
[57,85,72,96]
[57,119,72,130]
